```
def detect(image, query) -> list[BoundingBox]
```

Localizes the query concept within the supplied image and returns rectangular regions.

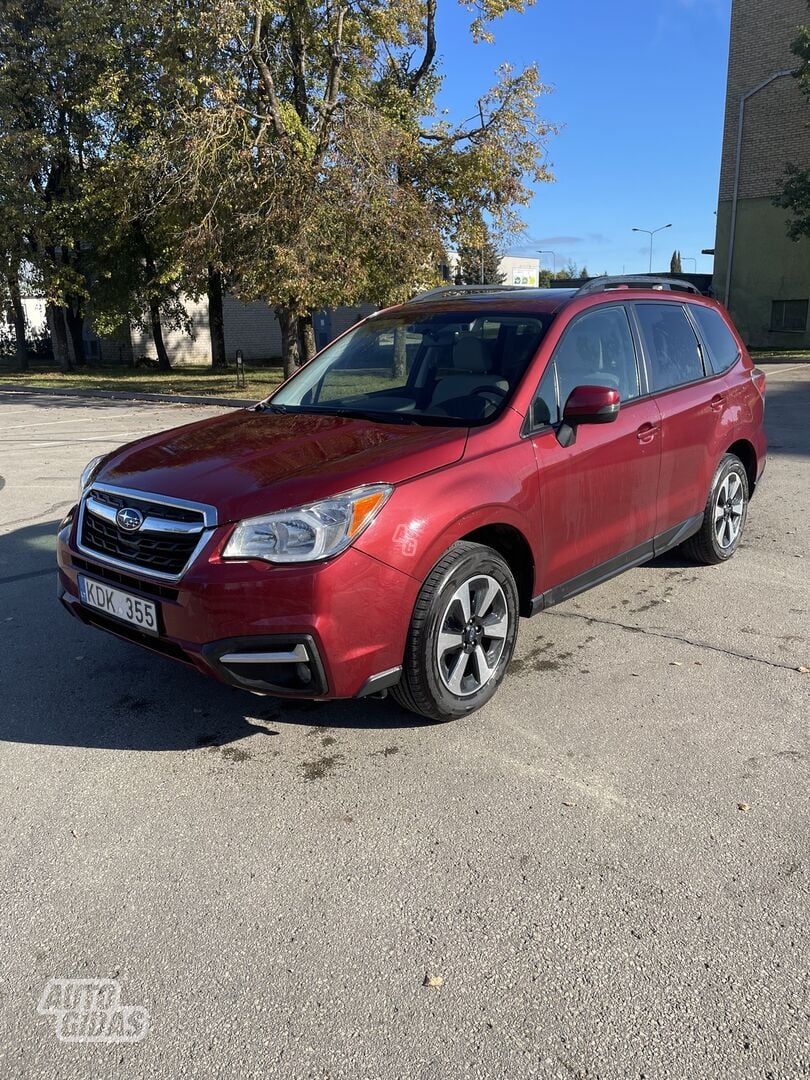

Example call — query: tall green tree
[2,0,557,377]
[0,0,123,369]
[554,259,581,280]
[670,250,682,273]
[455,224,506,284]
[150,0,556,376]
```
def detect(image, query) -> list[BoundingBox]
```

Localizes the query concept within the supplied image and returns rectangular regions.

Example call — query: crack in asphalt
[0,567,54,586]
[546,609,804,673]
[0,502,72,529]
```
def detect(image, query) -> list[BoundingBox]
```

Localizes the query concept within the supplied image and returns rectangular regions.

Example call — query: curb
[0,383,254,408]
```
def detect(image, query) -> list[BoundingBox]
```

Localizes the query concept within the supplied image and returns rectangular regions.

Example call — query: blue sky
[435,0,732,276]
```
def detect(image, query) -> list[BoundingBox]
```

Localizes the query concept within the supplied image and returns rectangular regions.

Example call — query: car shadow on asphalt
[0,520,426,751]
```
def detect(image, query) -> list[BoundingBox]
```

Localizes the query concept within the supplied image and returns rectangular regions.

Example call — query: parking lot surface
[0,366,808,1079]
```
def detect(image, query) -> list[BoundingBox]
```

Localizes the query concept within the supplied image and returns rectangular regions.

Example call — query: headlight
[222,484,393,564]
[79,455,104,498]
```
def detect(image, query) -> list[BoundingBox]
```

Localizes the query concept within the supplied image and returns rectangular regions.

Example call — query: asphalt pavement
[0,366,808,1079]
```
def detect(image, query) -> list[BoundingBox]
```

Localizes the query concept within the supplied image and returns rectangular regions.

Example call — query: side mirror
[563,384,621,426]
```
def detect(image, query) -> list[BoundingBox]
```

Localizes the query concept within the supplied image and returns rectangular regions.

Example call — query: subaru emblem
[116,507,144,533]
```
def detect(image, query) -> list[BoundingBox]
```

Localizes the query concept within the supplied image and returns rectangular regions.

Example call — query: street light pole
[632,224,672,273]
[725,68,797,308]
[681,256,697,272]
[536,249,557,275]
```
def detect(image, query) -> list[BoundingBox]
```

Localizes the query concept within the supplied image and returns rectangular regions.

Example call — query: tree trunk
[393,325,407,378]
[47,303,71,371]
[207,265,227,369]
[64,299,86,367]
[6,270,28,371]
[149,300,172,371]
[141,235,171,371]
[277,306,300,380]
[297,312,316,364]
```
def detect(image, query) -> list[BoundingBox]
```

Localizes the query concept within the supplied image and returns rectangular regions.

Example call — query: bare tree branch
[250,7,286,138]
[313,3,347,160]
[407,0,436,94]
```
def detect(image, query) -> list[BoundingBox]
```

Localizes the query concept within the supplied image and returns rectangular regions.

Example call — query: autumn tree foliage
[0,0,556,374]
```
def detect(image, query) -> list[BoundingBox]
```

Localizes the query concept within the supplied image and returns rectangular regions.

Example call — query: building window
[770,299,808,333]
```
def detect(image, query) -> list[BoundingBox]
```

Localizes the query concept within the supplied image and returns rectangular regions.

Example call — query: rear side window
[690,306,740,373]
[635,303,705,392]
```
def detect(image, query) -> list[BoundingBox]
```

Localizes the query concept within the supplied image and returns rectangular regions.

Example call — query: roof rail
[574,275,701,297]
[411,283,526,302]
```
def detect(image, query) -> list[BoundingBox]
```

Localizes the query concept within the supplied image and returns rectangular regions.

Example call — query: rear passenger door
[632,301,727,540]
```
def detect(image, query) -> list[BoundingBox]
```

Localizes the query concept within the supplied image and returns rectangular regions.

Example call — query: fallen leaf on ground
[737,803,750,812]
[423,974,444,988]
[798,666,809,674]
[670,661,683,666]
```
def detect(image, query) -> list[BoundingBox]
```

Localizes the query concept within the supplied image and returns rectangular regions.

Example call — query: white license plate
[78,576,159,634]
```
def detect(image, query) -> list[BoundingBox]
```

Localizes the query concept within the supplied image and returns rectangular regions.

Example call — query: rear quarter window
[689,306,741,374]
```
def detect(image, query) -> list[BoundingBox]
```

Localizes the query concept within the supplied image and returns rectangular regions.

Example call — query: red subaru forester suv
[57,277,766,721]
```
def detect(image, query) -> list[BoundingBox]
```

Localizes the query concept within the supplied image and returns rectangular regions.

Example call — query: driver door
[527,303,662,600]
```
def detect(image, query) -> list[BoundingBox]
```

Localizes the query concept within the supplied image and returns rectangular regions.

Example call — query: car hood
[99,409,468,522]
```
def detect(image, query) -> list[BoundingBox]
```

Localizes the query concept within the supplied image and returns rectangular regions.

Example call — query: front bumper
[56,515,417,699]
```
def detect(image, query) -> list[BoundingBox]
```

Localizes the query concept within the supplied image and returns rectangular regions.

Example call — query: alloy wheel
[714,471,745,549]
[436,574,509,697]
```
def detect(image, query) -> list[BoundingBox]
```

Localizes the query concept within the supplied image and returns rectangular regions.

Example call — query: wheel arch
[725,439,758,493]
[460,523,536,617]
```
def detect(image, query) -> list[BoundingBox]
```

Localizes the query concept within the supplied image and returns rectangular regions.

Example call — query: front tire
[682,453,749,565]
[392,541,520,722]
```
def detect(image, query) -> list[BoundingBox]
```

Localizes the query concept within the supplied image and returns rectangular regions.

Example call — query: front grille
[90,488,204,524]
[71,556,180,601]
[80,487,208,577]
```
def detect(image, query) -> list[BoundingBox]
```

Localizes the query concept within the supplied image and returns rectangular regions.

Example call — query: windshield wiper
[256,403,425,425]
[315,407,422,425]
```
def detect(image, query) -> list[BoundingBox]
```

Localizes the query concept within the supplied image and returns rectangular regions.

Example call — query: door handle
[710,393,725,412]
[636,422,659,444]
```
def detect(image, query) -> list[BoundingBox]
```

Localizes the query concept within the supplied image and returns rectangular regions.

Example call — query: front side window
[552,305,640,410]
[635,303,705,392]
[690,305,740,373]
[270,311,549,425]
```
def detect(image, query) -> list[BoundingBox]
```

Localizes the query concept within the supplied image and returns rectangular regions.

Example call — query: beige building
[130,297,378,366]
[128,255,541,366]
[713,0,810,348]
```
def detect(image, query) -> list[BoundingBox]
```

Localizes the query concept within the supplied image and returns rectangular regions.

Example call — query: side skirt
[529,512,704,616]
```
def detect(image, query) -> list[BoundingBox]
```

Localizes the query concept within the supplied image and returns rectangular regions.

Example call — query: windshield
[268,310,550,425]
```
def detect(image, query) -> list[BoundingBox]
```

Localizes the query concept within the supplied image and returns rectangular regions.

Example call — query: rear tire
[681,453,749,565]
[391,541,520,722]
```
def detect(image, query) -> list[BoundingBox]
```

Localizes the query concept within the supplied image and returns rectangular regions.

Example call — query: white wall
[128,296,377,366]
[130,294,212,365]
[221,296,283,361]
[498,256,541,287]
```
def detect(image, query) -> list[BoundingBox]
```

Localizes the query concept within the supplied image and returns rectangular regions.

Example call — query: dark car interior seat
[428,335,509,417]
